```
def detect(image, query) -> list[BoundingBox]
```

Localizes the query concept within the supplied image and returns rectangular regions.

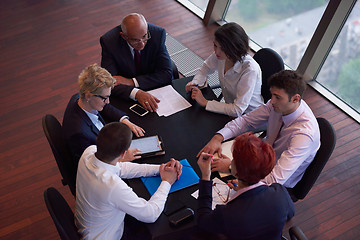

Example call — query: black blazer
[62,93,127,165]
[100,23,172,99]
[197,180,295,240]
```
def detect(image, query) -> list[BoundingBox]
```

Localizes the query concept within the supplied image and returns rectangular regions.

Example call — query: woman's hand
[191,87,208,107]
[197,152,213,180]
[121,119,145,137]
[185,82,197,93]
[227,179,240,191]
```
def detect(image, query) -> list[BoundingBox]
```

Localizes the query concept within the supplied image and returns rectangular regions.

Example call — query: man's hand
[197,152,213,180]
[211,154,231,173]
[121,119,145,137]
[167,158,183,180]
[160,159,181,185]
[191,87,208,107]
[135,90,160,112]
[113,76,135,87]
[197,134,224,157]
[122,148,142,162]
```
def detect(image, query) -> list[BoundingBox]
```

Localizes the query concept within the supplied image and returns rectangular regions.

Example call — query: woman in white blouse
[185,22,263,117]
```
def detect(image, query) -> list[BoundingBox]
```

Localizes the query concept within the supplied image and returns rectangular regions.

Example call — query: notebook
[141,159,199,195]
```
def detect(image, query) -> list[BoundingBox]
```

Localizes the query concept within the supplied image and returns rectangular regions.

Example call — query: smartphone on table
[129,104,148,116]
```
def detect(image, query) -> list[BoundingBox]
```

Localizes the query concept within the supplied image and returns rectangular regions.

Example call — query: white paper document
[147,85,192,117]
[192,177,237,210]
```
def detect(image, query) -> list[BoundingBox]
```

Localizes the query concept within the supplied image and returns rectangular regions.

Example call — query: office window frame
[298,0,359,123]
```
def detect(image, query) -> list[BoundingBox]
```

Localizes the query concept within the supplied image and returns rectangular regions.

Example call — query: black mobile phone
[129,104,148,116]
[168,208,194,227]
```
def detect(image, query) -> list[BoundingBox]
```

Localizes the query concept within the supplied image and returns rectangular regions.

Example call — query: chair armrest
[289,226,308,240]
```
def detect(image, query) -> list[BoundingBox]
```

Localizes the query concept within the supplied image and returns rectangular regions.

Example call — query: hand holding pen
[185,82,198,93]
[227,179,240,190]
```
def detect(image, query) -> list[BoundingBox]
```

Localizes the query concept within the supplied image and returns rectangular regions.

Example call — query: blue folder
[141,159,199,196]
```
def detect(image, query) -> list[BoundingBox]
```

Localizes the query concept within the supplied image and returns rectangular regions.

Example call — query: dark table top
[110,76,231,239]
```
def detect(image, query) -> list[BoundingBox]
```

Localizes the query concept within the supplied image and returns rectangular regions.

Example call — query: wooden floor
[0,0,359,239]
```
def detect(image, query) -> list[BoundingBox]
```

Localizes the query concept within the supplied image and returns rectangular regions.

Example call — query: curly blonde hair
[78,63,116,98]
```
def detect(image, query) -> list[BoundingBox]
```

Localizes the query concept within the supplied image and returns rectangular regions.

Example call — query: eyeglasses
[124,31,151,45]
[212,182,230,203]
[93,94,110,102]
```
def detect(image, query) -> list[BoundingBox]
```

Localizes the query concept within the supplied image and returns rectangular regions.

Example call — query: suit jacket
[197,180,295,240]
[100,23,172,99]
[62,93,127,165]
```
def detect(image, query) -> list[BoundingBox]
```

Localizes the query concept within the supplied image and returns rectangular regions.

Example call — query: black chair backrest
[42,114,76,196]
[44,187,80,240]
[253,48,284,103]
[291,117,336,201]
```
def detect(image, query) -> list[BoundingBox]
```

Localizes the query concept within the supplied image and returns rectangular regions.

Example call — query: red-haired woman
[197,132,294,240]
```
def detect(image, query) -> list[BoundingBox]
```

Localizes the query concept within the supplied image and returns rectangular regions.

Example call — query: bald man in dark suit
[100,13,172,112]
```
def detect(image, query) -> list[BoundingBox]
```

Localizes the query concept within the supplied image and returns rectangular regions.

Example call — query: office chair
[253,48,284,103]
[171,59,180,79]
[42,114,77,197]
[287,117,336,202]
[289,226,309,240]
[44,187,80,240]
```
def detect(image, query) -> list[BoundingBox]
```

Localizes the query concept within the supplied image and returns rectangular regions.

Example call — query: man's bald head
[120,13,149,50]
[121,13,147,35]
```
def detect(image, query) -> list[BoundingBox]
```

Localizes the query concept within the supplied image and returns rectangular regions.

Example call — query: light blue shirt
[83,110,104,131]
[218,100,320,188]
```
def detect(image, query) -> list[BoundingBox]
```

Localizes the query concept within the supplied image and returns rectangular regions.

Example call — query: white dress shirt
[75,146,171,240]
[191,53,263,117]
[218,100,320,188]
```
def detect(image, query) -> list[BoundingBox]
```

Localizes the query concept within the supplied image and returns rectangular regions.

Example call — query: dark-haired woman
[185,23,262,117]
[197,132,294,240]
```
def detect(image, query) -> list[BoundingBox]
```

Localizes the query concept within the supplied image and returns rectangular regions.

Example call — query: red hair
[232,132,275,184]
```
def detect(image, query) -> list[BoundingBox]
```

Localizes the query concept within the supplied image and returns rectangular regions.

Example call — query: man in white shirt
[198,70,320,188]
[75,122,182,240]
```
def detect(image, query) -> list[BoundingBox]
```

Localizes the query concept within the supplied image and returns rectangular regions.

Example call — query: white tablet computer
[129,135,165,158]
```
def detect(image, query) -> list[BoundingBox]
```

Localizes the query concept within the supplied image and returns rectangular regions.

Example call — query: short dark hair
[232,132,275,185]
[95,122,132,163]
[214,22,249,63]
[268,70,306,100]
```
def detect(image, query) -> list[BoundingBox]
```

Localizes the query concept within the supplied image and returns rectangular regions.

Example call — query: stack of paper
[147,85,192,117]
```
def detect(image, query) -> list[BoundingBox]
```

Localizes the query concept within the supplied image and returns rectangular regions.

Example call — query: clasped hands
[160,158,183,185]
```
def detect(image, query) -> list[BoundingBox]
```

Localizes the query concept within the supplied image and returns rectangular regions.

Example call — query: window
[315,2,360,114]
[225,0,328,70]
[177,0,209,18]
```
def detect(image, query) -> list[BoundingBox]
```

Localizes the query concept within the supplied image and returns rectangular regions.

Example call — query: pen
[187,84,199,95]
[227,182,238,188]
